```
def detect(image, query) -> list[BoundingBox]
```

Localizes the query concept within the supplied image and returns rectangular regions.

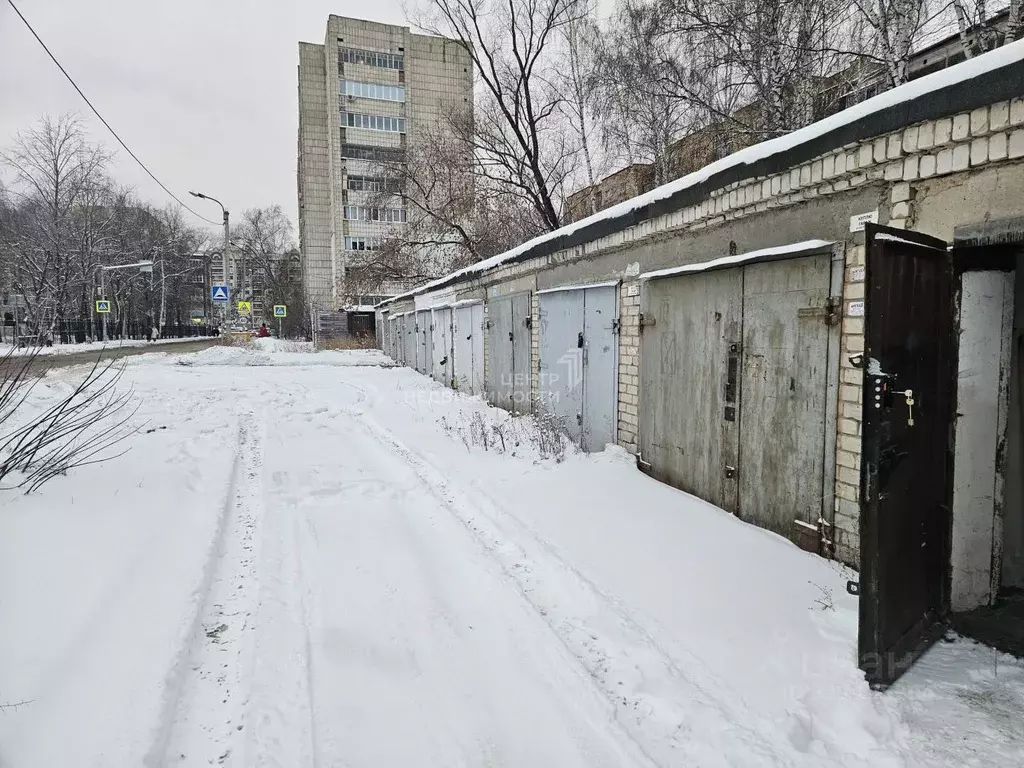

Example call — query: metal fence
[4,319,219,347]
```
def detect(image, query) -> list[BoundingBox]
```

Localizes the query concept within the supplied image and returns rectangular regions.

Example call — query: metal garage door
[432,307,452,386]
[639,247,839,534]
[739,256,834,530]
[403,314,416,368]
[415,309,431,375]
[453,302,485,396]
[538,284,618,451]
[539,290,584,443]
[640,269,742,511]
[486,292,532,412]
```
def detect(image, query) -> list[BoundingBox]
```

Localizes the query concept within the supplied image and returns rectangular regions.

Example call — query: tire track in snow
[146,408,266,768]
[335,405,666,766]
[237,451,321,767]
[342,402,799,768]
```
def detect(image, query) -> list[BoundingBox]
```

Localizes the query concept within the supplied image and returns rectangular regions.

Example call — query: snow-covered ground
[1,340,1021,768]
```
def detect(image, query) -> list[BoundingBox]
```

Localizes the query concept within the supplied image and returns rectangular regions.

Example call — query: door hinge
[611,318,620,334]
[639,313,655,333]
[524,316,533,329]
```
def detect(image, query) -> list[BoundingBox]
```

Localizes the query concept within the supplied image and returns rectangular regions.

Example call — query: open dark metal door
[858,223,955,688]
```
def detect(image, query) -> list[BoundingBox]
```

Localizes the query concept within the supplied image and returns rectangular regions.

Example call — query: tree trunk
[1008,0,1023,43]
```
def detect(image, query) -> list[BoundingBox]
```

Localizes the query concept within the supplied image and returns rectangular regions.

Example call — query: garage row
[381,243,844,534]
[378,231,1023,686]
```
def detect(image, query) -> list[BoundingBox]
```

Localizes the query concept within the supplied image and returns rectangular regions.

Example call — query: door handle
[577,332,584,348]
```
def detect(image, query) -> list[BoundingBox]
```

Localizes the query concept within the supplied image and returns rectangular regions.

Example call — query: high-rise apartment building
[297,16,473,310]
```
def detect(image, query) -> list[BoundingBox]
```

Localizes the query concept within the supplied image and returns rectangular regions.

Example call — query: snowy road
[161,371,649,767]
[2,342,1023,768]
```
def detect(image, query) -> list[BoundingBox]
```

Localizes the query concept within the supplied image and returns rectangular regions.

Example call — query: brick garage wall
[834,245,866,563]
[617,282,641,454]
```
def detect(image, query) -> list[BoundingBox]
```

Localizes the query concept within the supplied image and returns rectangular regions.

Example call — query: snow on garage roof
[377,40,1024,309]
[638,240,835,281]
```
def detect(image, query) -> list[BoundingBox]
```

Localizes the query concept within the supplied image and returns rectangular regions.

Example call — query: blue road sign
[211,284,230,302]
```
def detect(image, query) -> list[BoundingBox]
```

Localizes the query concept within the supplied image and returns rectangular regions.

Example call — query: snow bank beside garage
[169,340,391,368]
[348,366,1024,768]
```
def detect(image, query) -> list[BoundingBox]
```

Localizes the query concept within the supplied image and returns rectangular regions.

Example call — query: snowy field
[1,340,1022,768]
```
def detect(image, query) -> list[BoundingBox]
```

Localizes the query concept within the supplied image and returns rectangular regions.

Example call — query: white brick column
[833,245,865,564]
[617,282,641,454]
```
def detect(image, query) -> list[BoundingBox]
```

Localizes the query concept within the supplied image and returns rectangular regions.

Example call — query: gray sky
[0,1,410,237]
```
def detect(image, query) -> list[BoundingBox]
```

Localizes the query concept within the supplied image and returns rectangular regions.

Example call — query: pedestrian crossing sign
[237,301,252,315]
[273,305,287,318]
[211,284,230,302]
[95,300,111,314]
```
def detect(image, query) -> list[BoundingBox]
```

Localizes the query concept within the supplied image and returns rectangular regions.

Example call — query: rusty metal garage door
[486,292,532,412]
[639,245,840,535]
[639,269,742,511]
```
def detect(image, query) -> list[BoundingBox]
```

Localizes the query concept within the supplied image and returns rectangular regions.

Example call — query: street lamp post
[190,191,230,328]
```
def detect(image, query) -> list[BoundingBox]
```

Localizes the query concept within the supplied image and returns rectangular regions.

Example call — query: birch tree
[849,0,928,85]
[558,9,603,214]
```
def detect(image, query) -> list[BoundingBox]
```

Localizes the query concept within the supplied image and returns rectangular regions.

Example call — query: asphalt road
[2,338,222,374]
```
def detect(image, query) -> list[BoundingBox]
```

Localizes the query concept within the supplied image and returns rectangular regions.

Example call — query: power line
[5,0,222,227]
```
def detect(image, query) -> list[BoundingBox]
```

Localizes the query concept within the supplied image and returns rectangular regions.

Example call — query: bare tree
[595,2,703,183]
[849,0,928,85]
[0,115,112,333]
[0,348,138,493]
[1009,0,1024,43]
[652,0,856,141]
[415,0,588,231]
[232,206,306,333]
[950,0,1002,56]
[558,9,603,213]
[232,205,296,297]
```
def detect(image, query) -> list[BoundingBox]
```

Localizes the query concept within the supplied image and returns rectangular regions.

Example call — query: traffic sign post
[273,305,287,339]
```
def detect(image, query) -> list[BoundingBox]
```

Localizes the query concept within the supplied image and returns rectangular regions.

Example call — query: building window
[342,112,406,133]
[347,175,404,193]
[344,236,381,251]
[341,47,404,71]
[343,205,407,223]
[340,143,405,163]
[340,80,405,102]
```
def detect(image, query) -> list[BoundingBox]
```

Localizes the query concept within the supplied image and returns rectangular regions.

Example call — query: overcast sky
[0,1,412,238]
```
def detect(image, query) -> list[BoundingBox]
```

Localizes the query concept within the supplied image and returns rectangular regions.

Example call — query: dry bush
[0,346,139,493]
[439,409,576,463]
[316,336,377,351]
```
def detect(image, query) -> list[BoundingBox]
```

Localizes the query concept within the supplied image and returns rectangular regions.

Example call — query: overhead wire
[5,0,222,226]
